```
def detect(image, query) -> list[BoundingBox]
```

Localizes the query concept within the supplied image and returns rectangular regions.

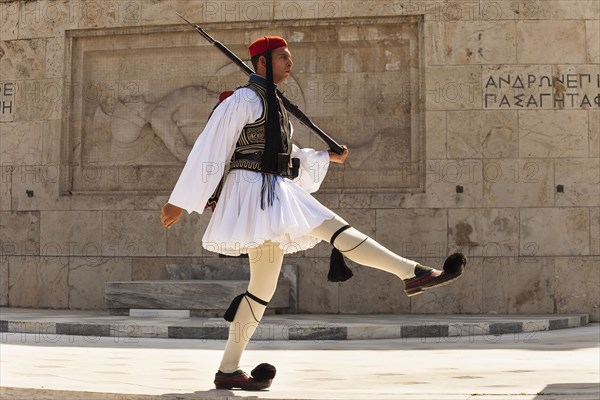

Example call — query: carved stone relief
[64,17,423,193]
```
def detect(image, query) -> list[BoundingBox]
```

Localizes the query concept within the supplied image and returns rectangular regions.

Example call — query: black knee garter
[224,291,269,322]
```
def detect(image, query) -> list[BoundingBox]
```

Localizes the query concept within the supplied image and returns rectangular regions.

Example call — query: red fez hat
[219,90,234,103]
[249,36,287,57]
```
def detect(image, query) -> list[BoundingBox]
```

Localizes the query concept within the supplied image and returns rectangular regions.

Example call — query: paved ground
[1,318,598,399]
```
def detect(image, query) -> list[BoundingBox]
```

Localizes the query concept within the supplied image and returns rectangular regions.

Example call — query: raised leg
[310,215,418,280]
[310,215,466,296]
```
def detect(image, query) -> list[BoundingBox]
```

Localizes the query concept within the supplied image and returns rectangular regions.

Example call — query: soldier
[161,36,466,391]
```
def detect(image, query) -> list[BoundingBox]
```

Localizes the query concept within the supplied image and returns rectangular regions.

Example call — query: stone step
[165,264,251,280]
[164,263,297,281]
[105,280,290,317]
[0,308,590,341]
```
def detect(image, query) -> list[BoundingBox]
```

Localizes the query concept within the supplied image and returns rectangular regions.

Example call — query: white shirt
[167,85,335,255]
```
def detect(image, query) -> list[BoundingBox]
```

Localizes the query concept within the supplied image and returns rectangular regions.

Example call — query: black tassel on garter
[223,293,245,322]
[328,247,354,282]
[327,224,354,282]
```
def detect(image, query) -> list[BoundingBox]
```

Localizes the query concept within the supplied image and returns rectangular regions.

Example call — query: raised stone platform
[105,280,291,317]
[104,263,299,317]
[0,308,589,341]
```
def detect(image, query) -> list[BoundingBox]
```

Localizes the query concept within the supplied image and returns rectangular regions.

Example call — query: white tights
[218,215,418,372]
[310,215,418,280]
[219,242,284,373]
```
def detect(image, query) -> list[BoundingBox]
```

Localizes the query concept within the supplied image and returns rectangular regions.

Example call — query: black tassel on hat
[328,247,354,282]
[261,46,284,174]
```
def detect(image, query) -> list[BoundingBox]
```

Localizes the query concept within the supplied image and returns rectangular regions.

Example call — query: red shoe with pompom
[214,363,276,390]
[404,253,467,296]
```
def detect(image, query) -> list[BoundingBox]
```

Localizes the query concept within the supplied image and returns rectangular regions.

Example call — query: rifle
[176,12,344,154]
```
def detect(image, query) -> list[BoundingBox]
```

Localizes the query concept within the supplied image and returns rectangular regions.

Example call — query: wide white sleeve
[168,89,262,214]
[290,143,331,193]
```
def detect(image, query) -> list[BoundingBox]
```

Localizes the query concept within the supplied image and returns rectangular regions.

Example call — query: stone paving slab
[1,325,598,400]
[3,389,599,400]
[0,308,589,341]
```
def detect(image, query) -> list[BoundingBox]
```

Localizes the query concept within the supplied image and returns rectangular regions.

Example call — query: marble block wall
[0,0,598,321]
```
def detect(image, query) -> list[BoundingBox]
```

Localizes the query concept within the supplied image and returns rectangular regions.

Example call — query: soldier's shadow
[163,388,268,397]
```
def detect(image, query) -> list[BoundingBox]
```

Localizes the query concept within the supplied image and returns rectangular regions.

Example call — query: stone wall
[0,0,598,320]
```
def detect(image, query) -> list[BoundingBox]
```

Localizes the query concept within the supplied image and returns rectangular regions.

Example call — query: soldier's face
[270,47,293,84]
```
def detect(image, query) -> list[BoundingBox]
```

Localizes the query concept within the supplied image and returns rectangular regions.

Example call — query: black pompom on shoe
[214,364,276,391]
[404,253,467,296]
[443,252,467,275]
[251,363,276,382]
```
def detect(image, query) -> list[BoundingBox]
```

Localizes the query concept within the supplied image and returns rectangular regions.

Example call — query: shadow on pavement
[533,383,600,399]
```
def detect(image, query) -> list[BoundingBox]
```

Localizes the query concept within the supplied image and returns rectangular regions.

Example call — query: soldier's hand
[161,203,183,228]
[328,146,349,164]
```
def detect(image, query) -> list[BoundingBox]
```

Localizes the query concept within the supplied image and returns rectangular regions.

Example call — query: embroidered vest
[205,82,298,211]
[229,81,292,173]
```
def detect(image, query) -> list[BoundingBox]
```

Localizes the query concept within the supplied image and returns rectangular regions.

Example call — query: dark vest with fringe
[229,81,292,173]
[206,79,297,211]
